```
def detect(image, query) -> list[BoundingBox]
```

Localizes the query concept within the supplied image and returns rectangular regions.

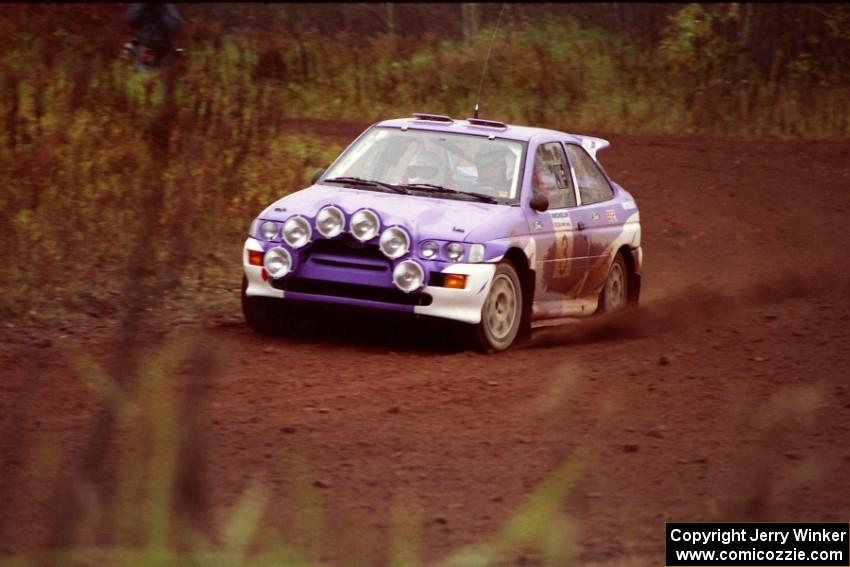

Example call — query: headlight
[263,246,293,279]
[259,221,278,241]
[316,206,345,238]
[445,242,464,262]
[393,260,424,293]
[350,209,380,242]
[282,216,311,249]
[468,244,485,263]
[379,227,410,259]
[420,241,439,259]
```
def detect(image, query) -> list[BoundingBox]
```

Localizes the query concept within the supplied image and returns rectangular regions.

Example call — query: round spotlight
[392,260,425,293]
[379,227,410,259]
[263,246,293,279]
[282,216,312,249]
[350,209,380,242]
[259,221,278,241]
[316,206,345,238]
[420,240,439,260]
[445,242,465,262]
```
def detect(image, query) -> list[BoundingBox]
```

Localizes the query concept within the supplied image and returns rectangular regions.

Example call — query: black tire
[241,275,284,335]
[469,262,523,353]
[597,254,628,314]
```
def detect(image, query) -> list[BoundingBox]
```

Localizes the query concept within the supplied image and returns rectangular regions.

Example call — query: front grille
[272,277,432,307]
[309,256,387,271]
[306,238,388,264]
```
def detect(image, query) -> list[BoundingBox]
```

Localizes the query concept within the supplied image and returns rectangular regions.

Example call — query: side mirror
[311,167,326,185]
[530,192,549,212]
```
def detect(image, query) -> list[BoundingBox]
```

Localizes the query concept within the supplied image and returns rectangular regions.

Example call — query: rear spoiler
[574,135,610,159]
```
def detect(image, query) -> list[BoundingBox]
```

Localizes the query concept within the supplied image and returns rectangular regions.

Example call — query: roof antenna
[473,3,507,120]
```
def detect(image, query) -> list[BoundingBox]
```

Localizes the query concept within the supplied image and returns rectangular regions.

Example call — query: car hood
[259,184,521,241]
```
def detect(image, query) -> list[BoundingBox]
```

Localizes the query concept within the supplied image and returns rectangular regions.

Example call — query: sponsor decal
[550,210,572,231]
[533,220,543,232]
[622,200,636,210]
[551,214,573,280]
[606,209,617,223]
[592,212,600,221]
[553,218,571,231]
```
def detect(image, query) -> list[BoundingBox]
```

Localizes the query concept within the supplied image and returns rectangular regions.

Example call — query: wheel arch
[502,247,535,338]
[616,244,641,304]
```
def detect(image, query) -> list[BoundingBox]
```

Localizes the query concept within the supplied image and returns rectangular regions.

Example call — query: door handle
[576,221,586,231]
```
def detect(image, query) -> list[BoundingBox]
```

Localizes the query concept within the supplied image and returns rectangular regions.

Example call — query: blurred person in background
[124,3,183,69]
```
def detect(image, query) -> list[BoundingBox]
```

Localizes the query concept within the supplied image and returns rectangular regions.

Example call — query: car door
[526,140,590,319]
[563,143,621,303]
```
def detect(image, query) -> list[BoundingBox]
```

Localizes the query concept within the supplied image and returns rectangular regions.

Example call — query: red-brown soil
[2,125,850,566]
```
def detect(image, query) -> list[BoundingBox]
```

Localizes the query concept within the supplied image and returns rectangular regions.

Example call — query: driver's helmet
[407,151,442,184]
[476,146,509,178]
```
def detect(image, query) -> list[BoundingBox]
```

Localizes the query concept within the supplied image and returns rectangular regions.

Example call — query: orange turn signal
[444,274,467,289]
[248,250,264,266]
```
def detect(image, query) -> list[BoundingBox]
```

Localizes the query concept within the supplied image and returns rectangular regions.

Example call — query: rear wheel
[598,254,628,314]
[469,262,523,353]
[241,275,284,335]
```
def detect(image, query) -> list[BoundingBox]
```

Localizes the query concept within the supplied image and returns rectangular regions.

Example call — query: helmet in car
[407,151,441,184]
[477,146,509,171]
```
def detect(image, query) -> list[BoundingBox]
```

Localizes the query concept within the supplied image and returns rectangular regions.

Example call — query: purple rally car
[241,113,642,352]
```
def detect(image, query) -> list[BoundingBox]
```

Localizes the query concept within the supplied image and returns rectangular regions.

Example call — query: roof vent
[411,113,455,124]
[466,118,508,130]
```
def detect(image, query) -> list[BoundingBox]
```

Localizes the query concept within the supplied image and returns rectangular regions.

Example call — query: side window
[531,143,576,209]
[565,144,614,205]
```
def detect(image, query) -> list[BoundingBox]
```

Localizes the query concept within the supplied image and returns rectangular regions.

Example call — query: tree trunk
[462,3,480,44]
[386,3,396,53]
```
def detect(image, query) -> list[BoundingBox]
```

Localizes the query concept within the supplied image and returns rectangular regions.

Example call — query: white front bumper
[414,263,495,325]
[243,238,283,298]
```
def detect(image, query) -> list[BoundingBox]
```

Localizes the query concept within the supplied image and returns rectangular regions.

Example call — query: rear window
[565,144,614,205]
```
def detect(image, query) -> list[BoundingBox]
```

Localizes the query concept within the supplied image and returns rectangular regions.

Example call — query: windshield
[322,126,525,201]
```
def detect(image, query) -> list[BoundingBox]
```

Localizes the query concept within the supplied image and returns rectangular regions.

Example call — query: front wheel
[597,254,628,314]
[468,262,523,353]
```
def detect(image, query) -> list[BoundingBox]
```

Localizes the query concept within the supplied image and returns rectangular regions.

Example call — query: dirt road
[2,125,850,565]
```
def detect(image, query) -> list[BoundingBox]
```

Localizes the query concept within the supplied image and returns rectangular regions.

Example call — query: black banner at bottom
[666,523,849,566]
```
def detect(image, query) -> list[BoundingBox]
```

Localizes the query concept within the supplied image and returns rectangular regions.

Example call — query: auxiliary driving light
[263,246,293,279]
[350,209,380,242]
[393,260,424,293]
[316,206,345,238]
[283,216,312,249]
[259,221,278,241]
[379,227,410,259]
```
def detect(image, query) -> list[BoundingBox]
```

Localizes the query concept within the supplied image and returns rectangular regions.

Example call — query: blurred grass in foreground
[0,334,580,567]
